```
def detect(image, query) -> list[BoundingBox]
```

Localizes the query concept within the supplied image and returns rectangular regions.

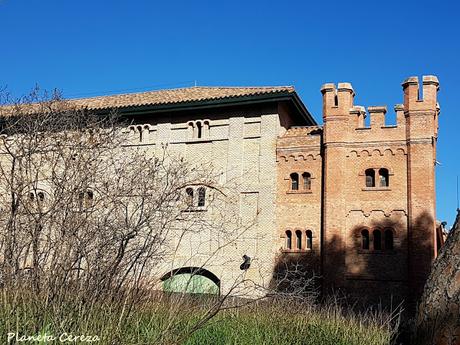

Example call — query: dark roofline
[97,91,317,126]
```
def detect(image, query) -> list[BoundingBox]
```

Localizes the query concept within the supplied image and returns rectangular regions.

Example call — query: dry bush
[0,88,332,343]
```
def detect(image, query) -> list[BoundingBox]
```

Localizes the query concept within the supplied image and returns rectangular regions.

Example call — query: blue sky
[0,0,458,225]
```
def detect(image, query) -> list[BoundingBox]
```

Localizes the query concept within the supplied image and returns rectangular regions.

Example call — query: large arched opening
[160,267,220,295]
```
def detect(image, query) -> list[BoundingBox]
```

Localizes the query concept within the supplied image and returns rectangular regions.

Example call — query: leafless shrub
[0,88,322,343]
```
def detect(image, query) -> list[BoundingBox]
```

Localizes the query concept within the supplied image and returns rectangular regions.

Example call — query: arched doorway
[161,267,220,295]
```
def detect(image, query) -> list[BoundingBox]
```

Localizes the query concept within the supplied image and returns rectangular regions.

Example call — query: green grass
[183,308,393,345]
[0,291,395,345]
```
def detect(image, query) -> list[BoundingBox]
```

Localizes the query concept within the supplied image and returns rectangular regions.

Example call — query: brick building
[277,76,440,305]
[3,76,440,305]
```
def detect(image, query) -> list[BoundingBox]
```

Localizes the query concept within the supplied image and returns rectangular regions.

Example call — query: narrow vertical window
[290,173,299,191]
[186,188,194,206]
[86,190,94,208]
[365,169,375,187]
[78,190,94,210]
[78,191,84,210]
[37,192,45,203]
[143,125,149,141]
[285,230,292,250]
[379,168,389,187]
[196,121,203,139]
[197,187,206,207]
[361,229,369,250]
[137,126,143,142]
[373,230,382,250]
[295,230,302,250]
[384,229,394,250]
[306,230,313,250]
[302,172,311,190]
[188,122,195,139]
[203,121,210,139]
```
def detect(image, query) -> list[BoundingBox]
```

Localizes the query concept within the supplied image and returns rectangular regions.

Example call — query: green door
[163,273,219,295]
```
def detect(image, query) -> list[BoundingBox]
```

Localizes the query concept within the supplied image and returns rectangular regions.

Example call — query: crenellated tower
[403,76,440,301]
[319,76,439,305]
[320,82,356,291]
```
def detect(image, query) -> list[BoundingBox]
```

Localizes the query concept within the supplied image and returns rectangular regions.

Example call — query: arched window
[29,191,45,203]
[129,125,135,136]
[373,230,382,250]
[285,230,292,250]
[78,190,94,210]
[197,187,206,207]
[28,190,47,210]
[302,172,311,190]
[203,121,210,139]
[306,230,313,250]
[290,173,299,191]
[187,122,195,139]
[143,125,150,141]
[196,121,203,139]
[37,192,45,202]
[365,169,375,187]
[78,191,84,204]
[384,229,394,250]
[186,188,194,206]
[379,168,389,187]
[295,230,302,250]
[137,125,143,142]
[85,190,94,208]
[361,229,370,250]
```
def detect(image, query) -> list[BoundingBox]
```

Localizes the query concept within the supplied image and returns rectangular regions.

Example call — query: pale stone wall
[125,105,284,295]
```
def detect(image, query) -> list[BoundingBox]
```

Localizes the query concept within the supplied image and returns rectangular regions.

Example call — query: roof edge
[108,91,317,126]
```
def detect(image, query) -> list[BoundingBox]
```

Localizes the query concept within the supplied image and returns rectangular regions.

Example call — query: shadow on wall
[270,211,435,314]
[347,211,433,312]
[269,249,321,299]
[406,210,437,313]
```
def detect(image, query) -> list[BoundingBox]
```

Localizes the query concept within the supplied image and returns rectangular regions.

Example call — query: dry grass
[0,289,396,345]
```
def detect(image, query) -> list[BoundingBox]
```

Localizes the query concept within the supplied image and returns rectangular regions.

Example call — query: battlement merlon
[350,105,366,128]
[337,82,355,110]
[368,106,387,128]
[394,104,405,125]
[321,82,355,118]
[402,75,440,112]
[321,76,439,128]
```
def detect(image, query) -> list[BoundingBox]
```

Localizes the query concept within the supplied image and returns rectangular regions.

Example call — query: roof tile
[69,86,295,110]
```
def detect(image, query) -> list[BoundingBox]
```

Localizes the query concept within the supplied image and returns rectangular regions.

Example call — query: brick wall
[276,126,322,287]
